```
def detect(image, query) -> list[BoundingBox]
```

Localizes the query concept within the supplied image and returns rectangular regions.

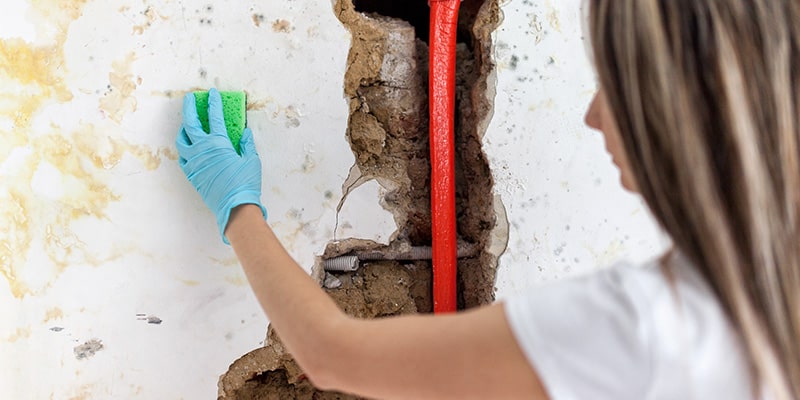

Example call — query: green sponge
[194,90,247,153]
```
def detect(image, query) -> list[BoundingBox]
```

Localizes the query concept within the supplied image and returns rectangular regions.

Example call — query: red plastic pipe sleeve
[429,0,460,314]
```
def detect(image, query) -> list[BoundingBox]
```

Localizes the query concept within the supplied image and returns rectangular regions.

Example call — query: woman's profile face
[585,90,638,192]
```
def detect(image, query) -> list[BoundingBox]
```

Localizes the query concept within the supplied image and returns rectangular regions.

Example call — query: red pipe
[429,0,460,313]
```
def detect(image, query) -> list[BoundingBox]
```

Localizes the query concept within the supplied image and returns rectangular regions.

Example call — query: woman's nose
[584,93,602,131]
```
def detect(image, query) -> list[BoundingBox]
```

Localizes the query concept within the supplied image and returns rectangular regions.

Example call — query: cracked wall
[2,0,667,398]
[218,0,502,398]
[333,0,502,311]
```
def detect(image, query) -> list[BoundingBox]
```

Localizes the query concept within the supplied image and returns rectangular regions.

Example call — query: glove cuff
[216,191,268,245]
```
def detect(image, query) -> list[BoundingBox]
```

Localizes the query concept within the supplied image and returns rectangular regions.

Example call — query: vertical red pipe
[429,0,460,313]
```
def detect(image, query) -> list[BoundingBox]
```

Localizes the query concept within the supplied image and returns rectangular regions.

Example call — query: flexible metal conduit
[323,244,478,272]
[429,0,460,313]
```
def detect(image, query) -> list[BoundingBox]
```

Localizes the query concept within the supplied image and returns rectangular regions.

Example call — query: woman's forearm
[223,204,546,399]
[224,204,346,382]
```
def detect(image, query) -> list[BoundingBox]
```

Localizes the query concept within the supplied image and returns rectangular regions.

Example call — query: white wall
[0,0,663,398]
[488,0,667,298]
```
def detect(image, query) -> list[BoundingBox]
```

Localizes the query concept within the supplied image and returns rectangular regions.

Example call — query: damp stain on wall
[0,0,176,298]
[43,306,64,322]
[272,19,293,33]
[5,326,32,343]
[128,5,166,36]
[98,52,139,124]
[545,0,561,33]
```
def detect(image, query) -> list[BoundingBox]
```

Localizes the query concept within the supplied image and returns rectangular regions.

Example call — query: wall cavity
[218,1,501,397]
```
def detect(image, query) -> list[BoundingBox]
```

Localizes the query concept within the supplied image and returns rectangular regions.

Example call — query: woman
[175,0,800,398]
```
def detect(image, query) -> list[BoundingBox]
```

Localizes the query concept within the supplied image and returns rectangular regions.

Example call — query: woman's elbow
[302,362,342,392]
[291,317,357,392]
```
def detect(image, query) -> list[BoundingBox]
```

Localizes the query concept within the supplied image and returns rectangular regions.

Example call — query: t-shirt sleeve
[503,267,651,400]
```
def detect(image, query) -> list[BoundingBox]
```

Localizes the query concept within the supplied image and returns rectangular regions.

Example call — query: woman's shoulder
[605,252,756,399]
[504,252,755,399]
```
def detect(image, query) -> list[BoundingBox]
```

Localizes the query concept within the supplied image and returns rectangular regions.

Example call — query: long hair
[588,0,800,398]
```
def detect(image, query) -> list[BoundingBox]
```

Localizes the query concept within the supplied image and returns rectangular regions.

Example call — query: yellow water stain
[35,127,169,273]
[246,98,273,111]
[131,6,168,36]
[133,23,148,36]
[1,118,173,300]
[29,0,89,29]
[272,19,292,33]
[99,52,139,124]
[210,256,240,267]
[0,127,121,297]
[180,279,200,287]
[64,384,93,400]
[252,14,264,28]
[0,39,72,162]
[270,216,323,254]
[5,327,31,343]
[68,123,177,171]
[225,275,248,287]
[43,307,64,322]
[0,40,69,95]
[149,90,180,99]
[0,190,35,298]
[44,224,87,272]
[528,98,555,113]
[162,148,179,161]
[0,0,85,114]
[545,0,562,33]
[0,0,176,299]
[0,2,107,298]
[33,132,121,220]
[149,86,216,102]
[0,0,84,161]
[585,239,625,267]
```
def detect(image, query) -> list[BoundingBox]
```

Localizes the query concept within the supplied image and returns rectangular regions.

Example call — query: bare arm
[226,204,549,400]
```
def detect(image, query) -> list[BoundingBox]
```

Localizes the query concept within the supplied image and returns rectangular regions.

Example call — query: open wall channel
[218,1,502,397]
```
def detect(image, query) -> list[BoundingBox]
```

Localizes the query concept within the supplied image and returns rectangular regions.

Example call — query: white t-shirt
[504,253,756,400]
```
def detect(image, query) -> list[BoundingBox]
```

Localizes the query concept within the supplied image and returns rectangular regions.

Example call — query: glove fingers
[176,128,199,160]
[181,93,207,143]
[207,88,229,138]
[175,93,266,246]
[240,128,258,157]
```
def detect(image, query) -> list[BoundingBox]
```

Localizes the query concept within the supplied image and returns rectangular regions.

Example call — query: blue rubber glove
[176,88,267,244]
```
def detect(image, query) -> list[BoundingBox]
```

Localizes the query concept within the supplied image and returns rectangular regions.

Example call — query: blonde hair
[589,0,800,398]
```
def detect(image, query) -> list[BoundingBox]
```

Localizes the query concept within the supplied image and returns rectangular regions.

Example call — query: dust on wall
[218,1,502,397]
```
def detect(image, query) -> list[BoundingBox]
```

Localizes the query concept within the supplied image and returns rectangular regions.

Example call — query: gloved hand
[176,88,267,244]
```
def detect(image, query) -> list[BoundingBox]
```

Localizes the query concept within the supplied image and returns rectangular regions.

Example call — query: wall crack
[218,1,502,397]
